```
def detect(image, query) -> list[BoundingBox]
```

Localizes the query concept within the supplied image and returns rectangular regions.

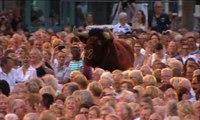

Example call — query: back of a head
[0,80,10,96]
[5,113,18,120]
[41,93,55,109]
[23,113,39,120]
[39,110,56,120]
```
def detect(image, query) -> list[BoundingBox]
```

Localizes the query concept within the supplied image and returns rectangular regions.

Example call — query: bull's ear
[73,27,88,44]
[103,29,114,41]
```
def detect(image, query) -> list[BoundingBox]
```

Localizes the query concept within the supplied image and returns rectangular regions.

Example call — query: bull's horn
[73,26,88,44]
[103,29,114,40]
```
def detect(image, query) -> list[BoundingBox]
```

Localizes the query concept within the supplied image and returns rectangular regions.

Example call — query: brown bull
[75,28,134,71]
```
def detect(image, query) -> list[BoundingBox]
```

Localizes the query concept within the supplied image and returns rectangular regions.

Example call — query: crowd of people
[0,1,199,120]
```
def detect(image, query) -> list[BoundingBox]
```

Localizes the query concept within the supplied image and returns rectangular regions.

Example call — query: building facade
[0,0,199,32]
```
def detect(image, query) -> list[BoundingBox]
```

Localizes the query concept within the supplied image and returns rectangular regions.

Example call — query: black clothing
[148,13,171,33]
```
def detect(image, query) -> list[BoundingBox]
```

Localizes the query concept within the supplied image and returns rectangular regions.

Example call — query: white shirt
[17,66,37,82]
[0,67,21,90]
[113,23,131,33]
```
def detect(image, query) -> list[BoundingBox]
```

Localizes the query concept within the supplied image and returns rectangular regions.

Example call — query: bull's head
[74,28,114,66]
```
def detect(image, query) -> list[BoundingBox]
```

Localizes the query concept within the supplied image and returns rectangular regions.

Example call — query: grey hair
[119,12,127,21]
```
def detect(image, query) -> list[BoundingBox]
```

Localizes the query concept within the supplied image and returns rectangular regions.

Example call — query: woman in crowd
[132,10,147,31]
[17,52,37,82]
[29,48,54,77]
[69,46,83,72]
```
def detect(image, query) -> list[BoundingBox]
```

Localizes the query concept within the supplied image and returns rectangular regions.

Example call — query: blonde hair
[42,74,58,91]
[30,48,43,60]
[39,110,56,120]
[177,101,194,119]
[128,70,143,85]
[144,86,160,99]
[143,75,157,86]
[88,81,103,97]
[39,86,56,97]
[169,77,182,89]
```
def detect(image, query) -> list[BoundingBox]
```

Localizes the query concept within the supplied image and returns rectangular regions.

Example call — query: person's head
[64,95,78,113]
[73,74,88,89]
[119,12,128,23]
[39,110,56,120]
[169,77,182,89]
[93,67,105,81]
[0,94,8,113]
[70,46,81,61]
[177,100,194,119]
[88,106,100,120]
[49,103,64,118]
[57,51,67,65]
[88,81,103,97]
[42,50,52,62]
[41,93,55,110]
[100,105,115,120]
[153,69,161,83]
[149,113,162,120]
[20,52,31,67]
[128,102,140,119]
[166,99,178,116]
[105,114,121,120]
[4,113,18,120]
[116,102,132,120]
[151,34,160,46]
[167,41,177,54]
[0,56,14,70]
[0,80,10,96]
[120,79,134,91]
[186,35,197,49]
[29,48,43,63]
[120,90,135,103]
[11,99,27,120]
[72,90,94,106]
[178,78,191,91]
[185,63,199,81]
[101,88,116,99]
[23,113,40,120]
[135,10,146,25]
[180,42,189,56]
[39,86,56,98]
[176,86,190,101]
[86,13,93,24]
[42,42,52,51]
[143,75,157,87]
[99,77,113,89]
[79,103,91,118]
[140,66,152,77]
[26,93,42,113]
[140,96,153,112]
[139,108,152,120]
[128,70,143,85]
[164,88,178,102]
[144,86,160,99]
[42,74,58,91]
[161,68,173,83]
[61,82,80,97]
[99,96,116,108]
[33,39,43,51]
[154,42,163,55]
[154,1,163,15]
[192,100,200,118]
[133,41,142,54]
[167,59,183,77]
[191,76,200,93]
